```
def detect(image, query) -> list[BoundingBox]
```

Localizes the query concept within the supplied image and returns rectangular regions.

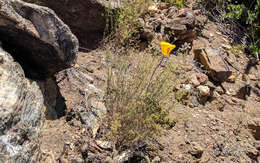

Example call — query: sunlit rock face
[0,46,44,162]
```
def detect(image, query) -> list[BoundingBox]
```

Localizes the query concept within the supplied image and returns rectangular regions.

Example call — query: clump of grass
[174,89,191,105]
[161,0,187,8]
[230,44,244,54]
[105,0,153,45]
[104,47,176,147]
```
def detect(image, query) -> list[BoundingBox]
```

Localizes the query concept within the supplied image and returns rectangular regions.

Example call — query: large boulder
[24,0,120,49]
[0,0,78,79]
[0,46,44,162]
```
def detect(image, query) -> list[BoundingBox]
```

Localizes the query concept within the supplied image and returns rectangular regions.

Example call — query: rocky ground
[0,0,259,162]
[38,4,260,162]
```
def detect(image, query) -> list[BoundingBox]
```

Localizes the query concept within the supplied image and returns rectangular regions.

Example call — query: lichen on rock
[0,46,44,162]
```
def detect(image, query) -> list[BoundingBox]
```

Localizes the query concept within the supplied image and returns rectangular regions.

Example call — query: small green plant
[224,0,260,58]
[230,44,244,54]
[104,0,187,46]
[161,0,186,8]
[174,89,191,105]
[199,0,260,58]
[104,47,176,147]
[105,0,152,45]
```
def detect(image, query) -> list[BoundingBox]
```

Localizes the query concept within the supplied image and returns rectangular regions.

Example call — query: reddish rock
[194,47,232,82]
[140,5,196,43]
[190,72,208,87]
[191,76,200,87]
[197,73,208,84]
[248,74,257,80]
[157,2,170,10]
[140,32,154,41]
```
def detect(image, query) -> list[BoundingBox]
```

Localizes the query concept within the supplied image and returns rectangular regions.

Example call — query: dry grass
[104,0,153,45]
[103,46,177,147]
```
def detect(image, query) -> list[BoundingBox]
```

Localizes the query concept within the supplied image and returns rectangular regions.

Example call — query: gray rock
[79,85,107,137]
[188,142,204,157]
[0,47,44,162]
[96,140,113,150]
[235,84,251,100]
[56,67,106,137]
[0,0,78,79]
[152,156,161,163]
[254,141,260,150]
[197,85,210,96]
[25,0,120,49]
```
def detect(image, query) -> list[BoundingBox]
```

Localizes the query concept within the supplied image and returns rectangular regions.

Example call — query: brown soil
[39,6,260,163]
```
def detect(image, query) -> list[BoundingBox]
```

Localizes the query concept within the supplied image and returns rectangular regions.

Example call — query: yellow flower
[160,42,176,56]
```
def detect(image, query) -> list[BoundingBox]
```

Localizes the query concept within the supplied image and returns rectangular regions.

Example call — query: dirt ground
[39,7,260,163]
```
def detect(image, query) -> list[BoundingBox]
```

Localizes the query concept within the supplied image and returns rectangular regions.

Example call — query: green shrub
[200,0,260,58]
[224,0,259,58]
[230,44,244,54]
[105,0,187,46]
[104,48,176,147]
[174,89,191,105]
[105,0,152,45]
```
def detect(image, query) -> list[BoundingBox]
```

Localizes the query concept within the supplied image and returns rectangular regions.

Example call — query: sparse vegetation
[162,0,186,8]
[199,0,260,58]
[3,0,260,162]
[105,0,187,46]
[104,47,177,147]
[174,89,191,105]
[105,0,153,45]
[230,44,244,54]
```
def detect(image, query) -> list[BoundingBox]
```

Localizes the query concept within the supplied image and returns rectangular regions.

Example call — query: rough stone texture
[140,3,196,44]
[38,77,67,120]
[248,117,260,140]
[0,0,78,79]
[0,46,44,162]
[56,67,106,137]
[257,81,260,89]
[35,17,260,161]
[190,72,208,87]
[197,85,210,96]
[25,0,120,49]
[194,47,232,82]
